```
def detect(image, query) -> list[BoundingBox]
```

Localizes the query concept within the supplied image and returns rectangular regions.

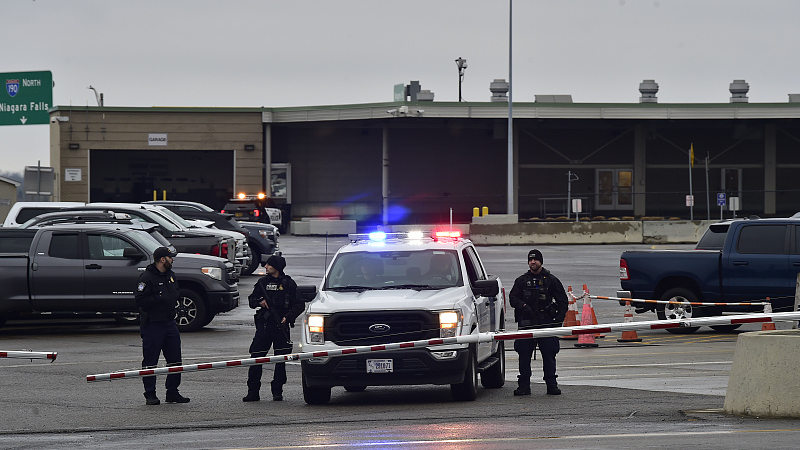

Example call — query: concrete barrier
[290,218,357,236]
[723,330,800,417]
[469,219,714,245]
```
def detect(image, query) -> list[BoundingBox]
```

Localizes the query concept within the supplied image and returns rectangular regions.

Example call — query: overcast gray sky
[2,0,798,175]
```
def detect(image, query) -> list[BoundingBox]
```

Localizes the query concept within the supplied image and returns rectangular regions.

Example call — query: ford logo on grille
[368,323,391,333]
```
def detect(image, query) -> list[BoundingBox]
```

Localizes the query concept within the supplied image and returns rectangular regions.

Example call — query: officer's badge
[137,282,146,292]
[170,276,175,283]
[278,285,284,290]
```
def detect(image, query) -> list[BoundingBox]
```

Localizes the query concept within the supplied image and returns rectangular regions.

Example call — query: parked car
[0,224,239,331]
[70,203,238,271]
[146,200,278,275]
[221,194,284,232]
[2,201,85,227]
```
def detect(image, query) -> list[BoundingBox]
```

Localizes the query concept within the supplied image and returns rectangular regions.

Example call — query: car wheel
[658,287,700,334]
[302,372,332,405]
[241,247,261,276]
[343,385,367,392]
[175,289,207,332]
[451,344,478,401]
[480,341,505,389]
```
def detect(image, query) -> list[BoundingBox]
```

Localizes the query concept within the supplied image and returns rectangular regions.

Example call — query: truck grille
[325,311,440,346]
[225,264,238,285]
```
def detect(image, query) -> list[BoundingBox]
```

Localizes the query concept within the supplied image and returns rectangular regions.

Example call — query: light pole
[88,85,103,106]
[455,57,467,102]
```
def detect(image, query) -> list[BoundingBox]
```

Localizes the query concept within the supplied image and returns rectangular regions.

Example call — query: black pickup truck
[0,224,239,331]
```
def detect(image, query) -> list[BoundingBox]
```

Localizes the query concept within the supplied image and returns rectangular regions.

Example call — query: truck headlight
[308,315,325,344]
[201,267,222,280]
[439,311,460,338]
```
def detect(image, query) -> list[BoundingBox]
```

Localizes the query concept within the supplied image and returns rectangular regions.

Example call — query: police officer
[135,246,190,405]
[509,249,568,396]
[243,254,305,402]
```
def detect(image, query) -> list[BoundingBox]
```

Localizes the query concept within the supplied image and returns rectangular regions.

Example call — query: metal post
[382,125,389,226]
[705,155,710,220]
[506,0,514,216]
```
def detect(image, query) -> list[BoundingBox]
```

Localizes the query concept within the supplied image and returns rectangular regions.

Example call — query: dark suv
[221,195,283,232]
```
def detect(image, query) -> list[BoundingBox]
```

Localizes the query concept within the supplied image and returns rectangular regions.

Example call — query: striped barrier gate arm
[592,295,769,307]
[86,311,800,382]
[0,351,58,361]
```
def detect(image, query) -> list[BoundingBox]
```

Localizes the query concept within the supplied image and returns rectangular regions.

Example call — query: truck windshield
[324,250,462,291]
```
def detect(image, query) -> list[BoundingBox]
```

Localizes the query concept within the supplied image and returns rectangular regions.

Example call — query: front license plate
[366,359,393,373]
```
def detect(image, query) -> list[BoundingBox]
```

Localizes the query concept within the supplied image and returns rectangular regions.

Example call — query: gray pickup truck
[0,224,239,331]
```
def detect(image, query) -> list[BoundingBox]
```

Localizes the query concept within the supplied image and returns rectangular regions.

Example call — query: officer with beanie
[509,249,568,396]
[243,253,305,402]
[135,246,190,405]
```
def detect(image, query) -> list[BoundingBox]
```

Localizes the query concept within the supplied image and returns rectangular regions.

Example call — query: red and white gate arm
[86,311,800,383]
[0,350,58,361]
[592,295,769,307]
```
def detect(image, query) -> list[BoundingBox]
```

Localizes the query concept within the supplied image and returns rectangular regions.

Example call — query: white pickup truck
[300,231,506,404]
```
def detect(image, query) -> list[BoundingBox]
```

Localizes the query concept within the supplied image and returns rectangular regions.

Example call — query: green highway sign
[1,71,53,126]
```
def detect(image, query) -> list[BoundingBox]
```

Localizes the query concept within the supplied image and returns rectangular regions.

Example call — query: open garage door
[89,150,234,210]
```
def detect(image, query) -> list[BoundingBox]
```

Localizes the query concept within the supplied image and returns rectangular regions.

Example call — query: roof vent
[417,90,434,101]
[639,79,659,103]
[730,79,749,103]
[789,94,800,103]
[535,95,573,103]
[489,79,509,102]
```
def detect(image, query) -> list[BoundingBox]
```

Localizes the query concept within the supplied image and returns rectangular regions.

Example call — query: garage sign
[0,71,52,126]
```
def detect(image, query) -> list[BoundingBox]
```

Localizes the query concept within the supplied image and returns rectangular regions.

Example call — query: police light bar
[347,231,433,243]
[434,230,461,239]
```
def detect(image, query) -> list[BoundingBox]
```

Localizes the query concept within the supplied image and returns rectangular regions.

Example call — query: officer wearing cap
[243,254,305,402]
[509,249,568,396]
[135,246,190,405]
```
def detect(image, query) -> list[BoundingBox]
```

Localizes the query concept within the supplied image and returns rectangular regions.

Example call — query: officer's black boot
[546,384,562,395]
[513,376,531,396]
[165,390,190,403]
[242,391,260,402]
[271,380,283,401]
[144,391,160,405]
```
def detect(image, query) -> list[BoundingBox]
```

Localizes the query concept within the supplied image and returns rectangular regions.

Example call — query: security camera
[387,109,398,115]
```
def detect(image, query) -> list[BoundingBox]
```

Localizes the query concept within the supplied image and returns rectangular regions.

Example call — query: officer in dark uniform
[243,254,305,402]
[135,246,190,405]
[509,249,568,396]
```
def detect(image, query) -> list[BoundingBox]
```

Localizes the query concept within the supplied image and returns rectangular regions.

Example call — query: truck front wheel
[302,372,332,405]
[480,341,505,388]
[451,345,478,401]
[175,289,208,332]
[658,287,700,334]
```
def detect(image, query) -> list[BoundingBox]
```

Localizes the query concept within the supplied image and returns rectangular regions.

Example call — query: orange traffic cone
[575,292,599,348]
[584,285,605,338]
[762,299,776,331]
[560,286,580,340]
[617,301,642,342]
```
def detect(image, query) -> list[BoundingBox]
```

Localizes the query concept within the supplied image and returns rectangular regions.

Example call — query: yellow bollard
[163,190,167,200]
[153,190,157,201]
[472,207,479,217]
[482,206,488,216]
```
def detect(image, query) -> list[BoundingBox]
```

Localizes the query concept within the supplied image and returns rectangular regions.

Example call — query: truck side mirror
[472,276,500,298]
[296,285,318,302]
[123,247,146,260]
